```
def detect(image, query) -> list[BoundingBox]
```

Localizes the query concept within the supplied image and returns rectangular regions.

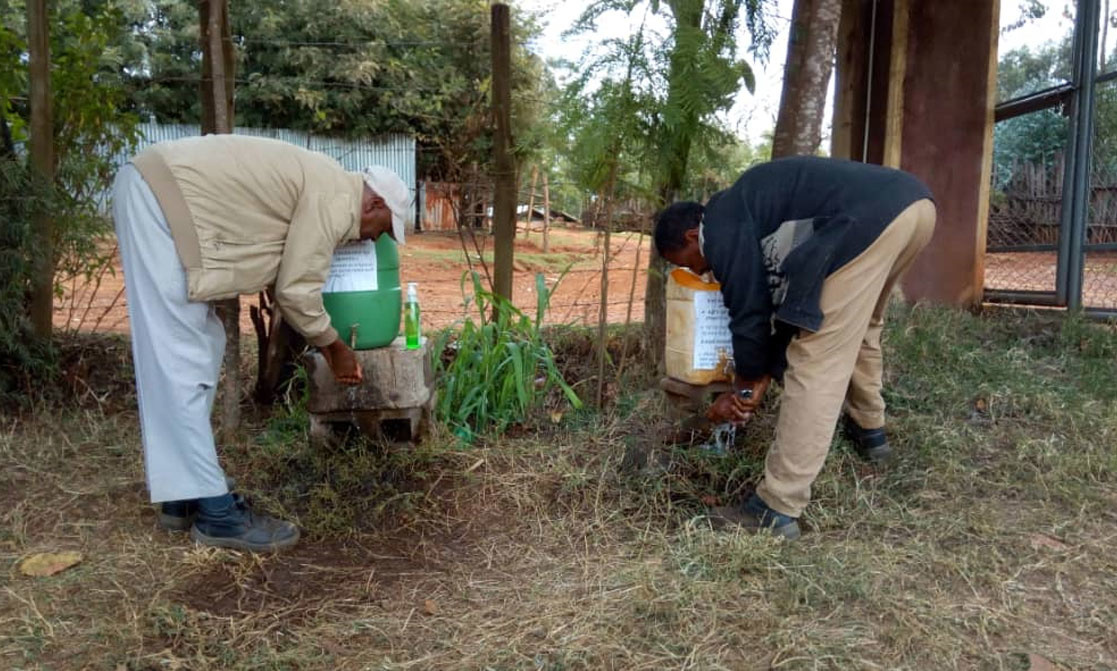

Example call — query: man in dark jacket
[655,156,936,540]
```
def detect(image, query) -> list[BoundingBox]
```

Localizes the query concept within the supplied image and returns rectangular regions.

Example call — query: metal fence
[986,137,1066,298]
[1085,77,1117,311]
[985,0,1117,317]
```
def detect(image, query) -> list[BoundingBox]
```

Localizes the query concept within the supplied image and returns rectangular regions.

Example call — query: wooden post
[490,3,516,304]
[524,164,538,239]
[596,156,621,407]
[830,0,866,160]
[200,0,240,437]
[895,0,998,307]
[542,171,551,253]
[882,0,909,169]
[27,0,54,340]
[596,217,611,407]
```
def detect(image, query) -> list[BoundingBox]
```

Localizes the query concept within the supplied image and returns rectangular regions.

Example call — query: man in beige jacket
[112,134,413,552]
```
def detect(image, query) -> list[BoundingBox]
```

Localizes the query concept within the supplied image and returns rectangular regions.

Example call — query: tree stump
[306,337,434,446]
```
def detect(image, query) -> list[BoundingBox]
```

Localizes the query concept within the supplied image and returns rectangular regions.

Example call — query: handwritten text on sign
[324,241,379,293]
[692,290,733,370]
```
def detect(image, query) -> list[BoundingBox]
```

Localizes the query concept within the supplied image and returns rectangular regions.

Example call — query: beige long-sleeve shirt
[131,135,364,347]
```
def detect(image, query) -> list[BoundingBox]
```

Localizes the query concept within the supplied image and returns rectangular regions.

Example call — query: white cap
[361,165,413,245]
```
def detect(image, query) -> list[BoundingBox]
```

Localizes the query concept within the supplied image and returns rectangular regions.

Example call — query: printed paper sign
[324,240,379,293]
[692,290,733,370]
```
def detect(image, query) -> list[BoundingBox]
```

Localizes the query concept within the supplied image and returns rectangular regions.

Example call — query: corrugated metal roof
[98,122,416,219]
[127,121,416,195]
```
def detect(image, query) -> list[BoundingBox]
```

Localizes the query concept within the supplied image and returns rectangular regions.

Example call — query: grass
[2,303,1117,669]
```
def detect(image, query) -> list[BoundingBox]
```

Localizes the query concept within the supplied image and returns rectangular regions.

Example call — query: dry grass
[2,304,1117,670]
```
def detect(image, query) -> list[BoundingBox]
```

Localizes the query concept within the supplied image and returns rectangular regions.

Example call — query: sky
[517,0,1081,146]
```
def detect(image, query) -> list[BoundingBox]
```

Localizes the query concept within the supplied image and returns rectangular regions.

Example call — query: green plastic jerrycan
[322,235,401,350]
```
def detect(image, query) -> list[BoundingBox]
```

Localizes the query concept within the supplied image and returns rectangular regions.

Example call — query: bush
[0,158,54,402]
[0,1,141,403]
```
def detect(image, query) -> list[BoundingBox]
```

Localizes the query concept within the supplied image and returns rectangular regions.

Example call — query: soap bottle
[404,282,421,349]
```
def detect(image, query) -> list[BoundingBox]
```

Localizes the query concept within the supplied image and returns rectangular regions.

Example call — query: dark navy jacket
[700,156,933,381]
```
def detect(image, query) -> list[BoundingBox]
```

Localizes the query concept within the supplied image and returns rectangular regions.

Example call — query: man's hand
[706,375,771,424]
[733,375,770,414]
[707,391,751,424]
[321,339,363,385]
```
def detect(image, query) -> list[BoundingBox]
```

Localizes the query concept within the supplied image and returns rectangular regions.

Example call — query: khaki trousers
[756,199,936,517]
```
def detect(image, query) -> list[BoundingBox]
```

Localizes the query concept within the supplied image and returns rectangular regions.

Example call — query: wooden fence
[989,157,1117,246]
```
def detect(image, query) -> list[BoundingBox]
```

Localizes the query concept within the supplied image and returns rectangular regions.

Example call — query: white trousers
[112,164,230,503]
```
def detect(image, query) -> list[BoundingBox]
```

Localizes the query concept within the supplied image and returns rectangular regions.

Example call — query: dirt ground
[984,251,1117,309]
[51,226,652,336]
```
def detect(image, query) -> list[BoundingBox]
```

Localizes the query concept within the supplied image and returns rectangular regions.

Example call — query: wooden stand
[658,376,732,433]
[306,337,434,446]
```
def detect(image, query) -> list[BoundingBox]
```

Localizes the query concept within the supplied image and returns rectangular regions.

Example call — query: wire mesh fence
[400,227,650,330]
[985,107,1068,298]
[51,226,653,337]
[1084,79,1117,311]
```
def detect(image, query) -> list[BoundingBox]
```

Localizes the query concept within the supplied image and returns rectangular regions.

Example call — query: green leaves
[71,0,549,180]
[739,60,756,94]
[0,0,140,382]
[432,271,582,440]
[558,1,776,204]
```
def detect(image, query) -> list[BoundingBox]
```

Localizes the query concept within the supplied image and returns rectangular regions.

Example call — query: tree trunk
[199,0,235,135]
[27,0,54,341]
[200,0,240,435]
[772,0,842,158]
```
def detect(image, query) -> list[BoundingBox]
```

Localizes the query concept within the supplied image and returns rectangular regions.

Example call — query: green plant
[432,271,582,439]
[0,159,55,402]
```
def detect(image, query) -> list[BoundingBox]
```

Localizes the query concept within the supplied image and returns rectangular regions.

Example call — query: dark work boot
[157,477,237,531]
[708,493,801,541]
[842,416,892,464]
[190,493,300,552]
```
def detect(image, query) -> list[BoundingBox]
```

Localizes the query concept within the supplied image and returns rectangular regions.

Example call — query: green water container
[322,236,401,350]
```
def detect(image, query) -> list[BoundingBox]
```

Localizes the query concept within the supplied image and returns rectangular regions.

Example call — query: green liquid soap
[404,282,421,349]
